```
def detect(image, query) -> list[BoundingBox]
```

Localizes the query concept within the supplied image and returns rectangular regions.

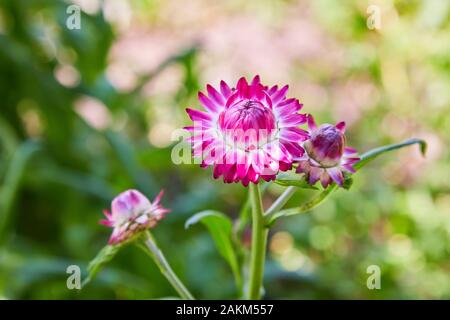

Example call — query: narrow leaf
[82,244,122,288]
[185,211,242,292]
[0,141,40,243]
[354,138,426,170]
[266,184,337,226]
[274,173,318,189]
[266,138,426,225]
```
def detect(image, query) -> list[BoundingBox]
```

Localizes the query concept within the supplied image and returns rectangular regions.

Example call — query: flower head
[101,189,170,245]
[185,76,308,186]
[296,115,360,188]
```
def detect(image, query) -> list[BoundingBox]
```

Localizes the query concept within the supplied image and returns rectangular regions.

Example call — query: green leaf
[274,173,319,190]
[266,138,427,225]
[185,211,242,292]
[342,172,354,190]
[82,244,122,288]
[354,138,426,170]
[104,130,157,195]
[0,141,40,243]
[265,184,337,226]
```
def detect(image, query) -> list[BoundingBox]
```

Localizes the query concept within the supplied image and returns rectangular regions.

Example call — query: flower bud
[304,124,345,168]
[100,189,170,244]
[296,115,359,188]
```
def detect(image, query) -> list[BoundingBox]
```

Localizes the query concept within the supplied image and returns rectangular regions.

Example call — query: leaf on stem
[82,244,122,288]
[342,172,354,190]
[274,172,318,189]
[266,138,426,225]
[354,138,426,170]
[185,210,242,291]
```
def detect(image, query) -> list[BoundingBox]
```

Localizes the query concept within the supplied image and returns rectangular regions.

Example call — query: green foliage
[0,141,40,243]
[353,138,427,170]
[185,211,242,294]
[266,139,427,226]
[83,245,122,288]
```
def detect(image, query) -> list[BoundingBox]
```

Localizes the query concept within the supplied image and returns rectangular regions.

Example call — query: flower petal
[271,85,288,105]
[327,167,344,187]
[207,84,225,106]
[336,121,346,133]
[198,92,219,113]
[307,114,317,131]
[220,80,232,98]
[186,108,212,122]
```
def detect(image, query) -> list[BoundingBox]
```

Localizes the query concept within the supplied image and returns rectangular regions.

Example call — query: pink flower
[101,189,170,245]
[296,115,360,188]
[185,76,308,186]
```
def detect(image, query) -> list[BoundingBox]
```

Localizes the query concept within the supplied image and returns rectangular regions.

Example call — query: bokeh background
[0,0,449,299]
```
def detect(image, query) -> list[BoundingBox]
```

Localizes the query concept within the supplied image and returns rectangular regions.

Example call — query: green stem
[264,138,427,226]
[264,186,297,219]
[141,231,194,300]
[266,184,337,226]
[236,182,270,238]
[247,183,268,300]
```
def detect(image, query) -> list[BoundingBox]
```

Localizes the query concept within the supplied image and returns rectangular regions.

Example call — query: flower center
[218,99,276,151]
[219,99,276,132]
[304,124,345,167]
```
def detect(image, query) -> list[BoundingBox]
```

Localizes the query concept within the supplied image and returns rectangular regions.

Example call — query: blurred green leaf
[0,116,19,162]
[83,244,122,288]
[0,141,40,243]
[36,165,114,200]
[185,211,242,293]
[105,130,157,194]
[342,173,354,190]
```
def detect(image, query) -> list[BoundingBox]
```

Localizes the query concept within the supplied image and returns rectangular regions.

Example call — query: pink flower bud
[296,115,359,188]
[100,189,170,245]
[304,124,345,168]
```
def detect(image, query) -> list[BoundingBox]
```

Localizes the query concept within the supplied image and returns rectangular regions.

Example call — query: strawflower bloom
[296,115,360,188]
[185,75,308,186]
[101,189,170,244]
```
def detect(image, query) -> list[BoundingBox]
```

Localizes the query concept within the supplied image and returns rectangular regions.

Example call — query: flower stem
[264,186,297,219]
[141,231,194,300]
[265,184,337,226]
[247,183,268,300]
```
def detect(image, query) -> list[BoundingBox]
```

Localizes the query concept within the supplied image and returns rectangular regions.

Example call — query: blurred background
[0,0,449,299]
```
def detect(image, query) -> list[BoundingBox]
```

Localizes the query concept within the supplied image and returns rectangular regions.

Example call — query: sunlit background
[0,0,449,299]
